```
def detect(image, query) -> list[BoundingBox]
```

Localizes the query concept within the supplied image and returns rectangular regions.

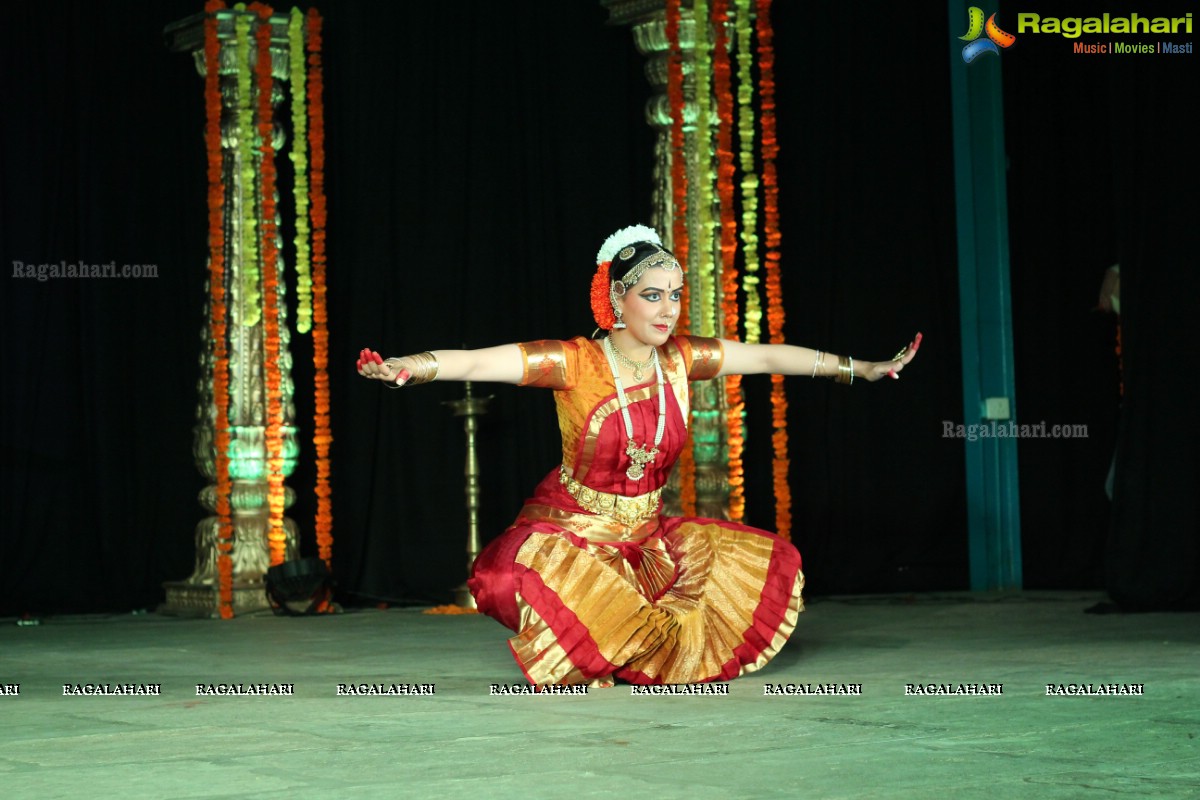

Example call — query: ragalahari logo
[959,7,1017,62]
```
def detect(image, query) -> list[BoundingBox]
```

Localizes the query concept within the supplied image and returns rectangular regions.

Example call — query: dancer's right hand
[356,348,410,386]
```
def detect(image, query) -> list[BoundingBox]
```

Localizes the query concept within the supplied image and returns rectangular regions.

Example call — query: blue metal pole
[947,1,1023,590]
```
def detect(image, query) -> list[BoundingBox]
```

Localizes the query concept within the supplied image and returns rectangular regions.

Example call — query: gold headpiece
[615,248,683,289]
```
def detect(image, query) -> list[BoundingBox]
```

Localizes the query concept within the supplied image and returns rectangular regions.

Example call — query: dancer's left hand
[859,332,922,382]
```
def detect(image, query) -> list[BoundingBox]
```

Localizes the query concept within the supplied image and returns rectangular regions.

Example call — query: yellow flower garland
[733,0,762,344]
[289,9,312,334]
[234,6,261,327]
[693,0,716,338]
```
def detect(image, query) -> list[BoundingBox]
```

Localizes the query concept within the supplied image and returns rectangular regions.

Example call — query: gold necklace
[602,336,666,481]
[607,336,655,381]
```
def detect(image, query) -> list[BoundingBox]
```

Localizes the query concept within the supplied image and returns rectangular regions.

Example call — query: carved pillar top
[164,10,294,79]
[601,0,693,26]
[165,10,293,52]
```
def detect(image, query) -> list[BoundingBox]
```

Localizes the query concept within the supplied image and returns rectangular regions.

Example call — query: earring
[610,281,627,330]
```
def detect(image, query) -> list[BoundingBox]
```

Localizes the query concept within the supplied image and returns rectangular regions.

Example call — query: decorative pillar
[160,9,300,617]
[602,0,730,520]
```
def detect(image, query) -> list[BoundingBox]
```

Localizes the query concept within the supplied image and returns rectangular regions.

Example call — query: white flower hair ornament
[595,224,662,265]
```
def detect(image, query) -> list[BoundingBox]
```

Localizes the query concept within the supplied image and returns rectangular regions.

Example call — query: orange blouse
[515,335,723,479]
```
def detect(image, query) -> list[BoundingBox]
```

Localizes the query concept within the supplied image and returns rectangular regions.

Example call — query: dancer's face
[616,267,683,348]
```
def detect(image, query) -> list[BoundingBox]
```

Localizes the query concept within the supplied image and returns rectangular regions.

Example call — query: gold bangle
[835,355,854,385]
[383,351,440,388]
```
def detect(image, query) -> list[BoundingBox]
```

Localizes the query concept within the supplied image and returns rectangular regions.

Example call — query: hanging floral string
[693,0,716,338]
[711,0,745,522]
[234,6,261,327]
[288,9,312,335]
[666,0,690,335]
[667,0,696,516]
[756,0,790,541]
[733,0,762,345]
[758,0,782,345]
[307,8,334,566]
[205,0,234,619]
[249,2,288,566]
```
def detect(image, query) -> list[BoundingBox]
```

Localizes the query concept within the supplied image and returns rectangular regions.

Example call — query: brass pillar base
[158,580,270,618]
[452,582,478,610]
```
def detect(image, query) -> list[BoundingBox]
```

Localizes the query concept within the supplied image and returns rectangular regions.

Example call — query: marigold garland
[666,0,690,336]
[758,0,782,346]
[205,0,234,619]
[590,261,616,330]
[249,2,288,567]
[756,0,791,541]
[307,8,334,567]
[233,6,261,328]
[733,0,763,345]
[667,0,696,516]
[288,9,312,335]
[712,0,745,521]
[693,0,716,338]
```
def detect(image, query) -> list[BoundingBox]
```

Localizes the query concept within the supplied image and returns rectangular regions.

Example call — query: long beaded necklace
[602,335,666,481]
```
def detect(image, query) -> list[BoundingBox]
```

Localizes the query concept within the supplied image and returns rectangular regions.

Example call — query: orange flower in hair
[590,260,616,330]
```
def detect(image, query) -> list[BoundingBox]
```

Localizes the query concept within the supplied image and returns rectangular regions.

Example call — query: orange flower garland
[666,0,696,516]
[307,8,334,567]
[250,2,288,566]
[589,261,617,331]
[665,0,689,329]
[756,0,791,541]
[692,0,716,337]
[712,0,745,521]
[204,0,234,618]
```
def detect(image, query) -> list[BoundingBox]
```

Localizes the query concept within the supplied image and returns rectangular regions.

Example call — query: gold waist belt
[559,467,662,528]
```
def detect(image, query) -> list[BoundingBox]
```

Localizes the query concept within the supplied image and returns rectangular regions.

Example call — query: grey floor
[2,592,1198,800]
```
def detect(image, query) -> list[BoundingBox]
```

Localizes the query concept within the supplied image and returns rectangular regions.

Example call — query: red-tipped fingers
[372,352,384,364]
[395,368,412,386]
[888,369,899,379]
[911,332,923,353]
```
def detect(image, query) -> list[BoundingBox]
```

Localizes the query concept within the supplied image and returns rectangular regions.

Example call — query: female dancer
[358,225,920,686]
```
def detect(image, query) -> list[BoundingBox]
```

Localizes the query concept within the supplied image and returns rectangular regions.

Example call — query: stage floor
[2,592,1198,799]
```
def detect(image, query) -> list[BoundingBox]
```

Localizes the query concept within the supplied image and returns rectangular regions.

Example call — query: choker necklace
[602,336,666,481]
[607,335,656,382]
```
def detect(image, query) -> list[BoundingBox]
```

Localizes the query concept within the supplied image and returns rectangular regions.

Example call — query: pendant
[625,439,658,481]
[632,366,644,381]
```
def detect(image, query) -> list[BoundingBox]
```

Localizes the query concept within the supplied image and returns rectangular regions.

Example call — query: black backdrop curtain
[2,1,1192,616]
[1002,0,1199,606]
